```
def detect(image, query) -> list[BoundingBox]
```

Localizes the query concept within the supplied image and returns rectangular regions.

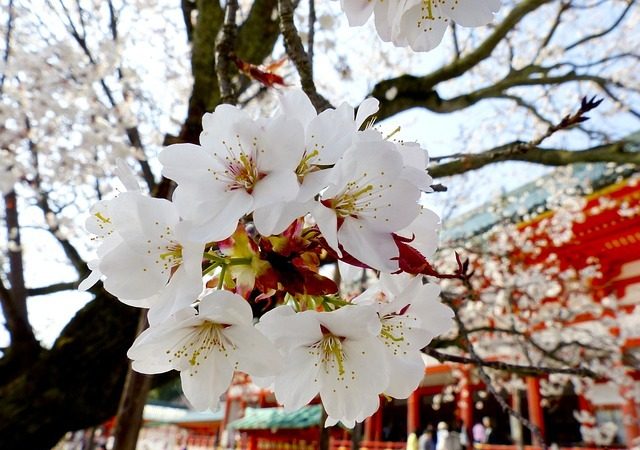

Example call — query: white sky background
[2,0,639,348]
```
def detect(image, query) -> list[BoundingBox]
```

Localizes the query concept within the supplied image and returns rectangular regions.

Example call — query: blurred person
[419,426,436,450]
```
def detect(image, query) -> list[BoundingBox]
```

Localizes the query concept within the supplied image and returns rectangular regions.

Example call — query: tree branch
[565,0,635,52]
[27,282,79,297]
[430,140,635,179]
[372,0,553,119]
[424,347,598,378]
[452,305,548,449]
[0,0,15,94]
[277,0,331,113]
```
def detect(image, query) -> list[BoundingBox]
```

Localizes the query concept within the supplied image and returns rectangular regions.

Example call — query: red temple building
[215,162,640,450]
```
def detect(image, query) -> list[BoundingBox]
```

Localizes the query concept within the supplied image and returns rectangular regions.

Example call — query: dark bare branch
[27,282,79,297]
[372,0,553,119]
[430,140,635,179]
[277,0,331,113]
[0,0,15,94]
[565,0,635,52]
[424,347,598,378]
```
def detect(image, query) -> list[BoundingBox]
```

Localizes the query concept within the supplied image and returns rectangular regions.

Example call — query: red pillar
[247,435,258,450]
[364,415,373,441]
[408,390,421,435]
[458,368,474,440]
[621,385,640,445]
[526,377,545,446]
[373,407,383,441]
[219,394,233,445]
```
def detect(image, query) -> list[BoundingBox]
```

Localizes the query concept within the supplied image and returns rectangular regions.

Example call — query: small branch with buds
[432,96,604,163]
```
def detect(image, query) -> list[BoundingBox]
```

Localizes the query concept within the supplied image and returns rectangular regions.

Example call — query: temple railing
[330,440,406,450]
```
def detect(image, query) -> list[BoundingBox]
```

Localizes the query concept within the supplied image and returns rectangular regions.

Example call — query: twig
[216,0,239,105]
[423,347,598,378]
[277,0,332,112]
[308,0,316,71]
[431,96,603,163]
[0,0,15,94]
[454,277,547,450]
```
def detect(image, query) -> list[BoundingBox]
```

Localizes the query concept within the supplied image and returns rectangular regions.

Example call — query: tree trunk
[112,311,152,450]
[0,292,139,449]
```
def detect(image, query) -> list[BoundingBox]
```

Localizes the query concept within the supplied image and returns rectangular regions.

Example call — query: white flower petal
[253,201,310,237]
[338,220,399,272]
[198,290,253,326]
[312,202,340,255]
[317,305,381,340]
[100,242,167,299]
[257,114,306,173]
[251,171,299,210]
[354,97,380,129]
[398,207,441,260]
[400,2,449,52]
[273,346,321,411]
[159,143,222,184]
[225,325,283,378]
[278,89,317,128]
[181,356,232,411]
[257,306,323,349]
[319,337,387,427]
[384,351,425,399]
[443,0,501,27]
[340,0,376,26]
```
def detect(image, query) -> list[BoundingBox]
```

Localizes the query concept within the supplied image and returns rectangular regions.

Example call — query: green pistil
[236,153,259,189]
[332,184,374,217]
[296,149,320,176]
[94,212,111,223]
[227,257,252,266]
[217,265,227,289]
[381,324,404,342]
[321,335,346,376]
[203,253,252,266]
[385,126,401,140]
[425,0,434,19]
[159,249,182,261]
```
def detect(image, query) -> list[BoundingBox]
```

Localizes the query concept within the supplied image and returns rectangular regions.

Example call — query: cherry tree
[1,0,639,448]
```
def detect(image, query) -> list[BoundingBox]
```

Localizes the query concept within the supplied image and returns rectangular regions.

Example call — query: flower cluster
[83,89,453,427]
[339,0,502,51]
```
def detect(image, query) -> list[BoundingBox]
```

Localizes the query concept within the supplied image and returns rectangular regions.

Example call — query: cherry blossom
[339,0,501,52]
[159,104,304,242]
[256,304,389,427]
[85,192,204,323]
[314,139,422,271]
[127,290,282,411]
[354,273,454,398]
[252,90,379,236]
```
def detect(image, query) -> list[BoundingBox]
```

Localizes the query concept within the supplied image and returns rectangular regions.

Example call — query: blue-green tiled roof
[229,405,323,430]
[143,403,224,424]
